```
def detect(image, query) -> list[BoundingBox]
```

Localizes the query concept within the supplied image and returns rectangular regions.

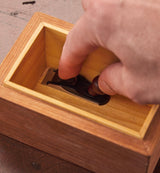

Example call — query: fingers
[98,63,141,102]
[98,62,125,96]
[58,0,121,79]
[58,14,97,79]
[98,62,160,104]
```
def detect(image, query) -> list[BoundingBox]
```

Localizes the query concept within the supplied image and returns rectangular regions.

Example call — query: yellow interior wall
[45,27,66,69]
[10,28,47,89]
[45,27,119,82]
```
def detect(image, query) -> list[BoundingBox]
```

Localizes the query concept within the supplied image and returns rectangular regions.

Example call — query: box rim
[3,20,158,139]
[1,12,160,158]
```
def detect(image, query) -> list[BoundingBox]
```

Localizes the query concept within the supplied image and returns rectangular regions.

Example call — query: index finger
[58,14,97,79]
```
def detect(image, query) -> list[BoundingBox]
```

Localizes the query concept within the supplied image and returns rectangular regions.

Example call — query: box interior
[5,23,159,138]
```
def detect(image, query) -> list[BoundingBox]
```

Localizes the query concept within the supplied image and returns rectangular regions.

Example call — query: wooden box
[0,12,160,173]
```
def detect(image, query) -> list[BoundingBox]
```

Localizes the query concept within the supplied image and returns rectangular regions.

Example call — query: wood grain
[0,12,160,173]
[0,134,92,173]
[10,27,46,89]
[34,67,151,133]
[0,133,159,173]
[0,98,149,173]
[2,13,159,138]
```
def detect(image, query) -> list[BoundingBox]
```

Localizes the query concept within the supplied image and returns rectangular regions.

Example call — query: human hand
[58,0,160,104]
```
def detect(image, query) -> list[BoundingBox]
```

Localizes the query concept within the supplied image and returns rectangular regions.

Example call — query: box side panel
[10,28,46,89]
[0,98,148,173]
[45,27,66,68]
[34,80,149,134]
[153,159,160,173]
[144,109,160,173]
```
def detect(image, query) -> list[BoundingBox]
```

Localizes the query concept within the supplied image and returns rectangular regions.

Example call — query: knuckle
[126,87,148,104]
[81,0,92,10]
[122,79,146,104]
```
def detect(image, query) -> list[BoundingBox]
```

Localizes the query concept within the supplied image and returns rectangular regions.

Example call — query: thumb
[98,62,125,96]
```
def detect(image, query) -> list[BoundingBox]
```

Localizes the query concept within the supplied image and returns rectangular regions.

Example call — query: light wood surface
[10,26,46,89]
[0,12,160,173]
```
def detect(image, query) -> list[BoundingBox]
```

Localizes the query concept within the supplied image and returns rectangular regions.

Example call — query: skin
[58,0,160,104]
